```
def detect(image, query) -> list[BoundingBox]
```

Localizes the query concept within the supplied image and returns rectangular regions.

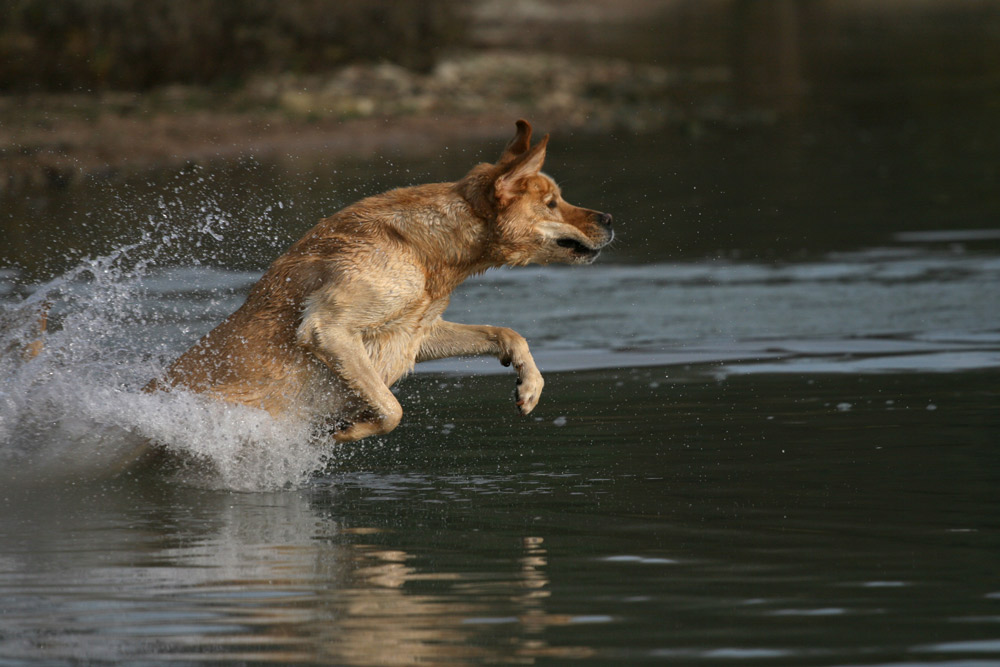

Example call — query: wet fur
[146,120,613,442]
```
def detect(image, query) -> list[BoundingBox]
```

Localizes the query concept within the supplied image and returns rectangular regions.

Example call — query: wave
[0,193,329,492]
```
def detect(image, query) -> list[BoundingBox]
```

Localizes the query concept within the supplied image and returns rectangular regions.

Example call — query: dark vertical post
[732,0,805,113]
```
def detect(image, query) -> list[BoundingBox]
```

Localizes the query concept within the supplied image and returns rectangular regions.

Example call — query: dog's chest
[362,297,448,383]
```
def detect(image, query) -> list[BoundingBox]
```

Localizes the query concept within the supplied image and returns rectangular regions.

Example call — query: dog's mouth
[556,237,600,258]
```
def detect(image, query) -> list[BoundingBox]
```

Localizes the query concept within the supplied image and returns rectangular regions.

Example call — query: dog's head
[462,120,614,266]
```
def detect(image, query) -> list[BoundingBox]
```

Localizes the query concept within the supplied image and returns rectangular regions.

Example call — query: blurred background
[2,9,1000,662]
[2,0,999,275]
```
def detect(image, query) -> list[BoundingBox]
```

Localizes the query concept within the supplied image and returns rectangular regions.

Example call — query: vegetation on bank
[0,0,463,91]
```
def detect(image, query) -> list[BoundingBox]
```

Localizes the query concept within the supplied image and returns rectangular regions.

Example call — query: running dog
[146,120,613,441]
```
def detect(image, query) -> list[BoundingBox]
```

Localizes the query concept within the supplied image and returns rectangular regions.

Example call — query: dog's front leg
[299,326,403,443]
[417,320,544,414]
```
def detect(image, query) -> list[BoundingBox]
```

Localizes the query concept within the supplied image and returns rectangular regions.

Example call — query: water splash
[0,174,330,492]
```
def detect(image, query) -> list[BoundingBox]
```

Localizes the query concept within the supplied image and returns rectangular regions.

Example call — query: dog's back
[150,183,477,416]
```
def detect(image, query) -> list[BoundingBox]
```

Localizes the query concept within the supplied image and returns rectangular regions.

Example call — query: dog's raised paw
[515,372,544,415]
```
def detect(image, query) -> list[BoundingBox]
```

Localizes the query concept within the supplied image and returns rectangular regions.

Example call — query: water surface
[2,370,998,664]
[2,111,999,664]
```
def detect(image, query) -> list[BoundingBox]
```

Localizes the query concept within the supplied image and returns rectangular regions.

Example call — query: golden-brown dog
[146,120,613,442]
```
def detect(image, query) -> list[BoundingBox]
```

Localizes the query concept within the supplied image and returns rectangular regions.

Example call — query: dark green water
[2,369,998,664]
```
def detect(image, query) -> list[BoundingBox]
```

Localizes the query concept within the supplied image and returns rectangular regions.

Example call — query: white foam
[0,201,333,492]
[1,283,330,491]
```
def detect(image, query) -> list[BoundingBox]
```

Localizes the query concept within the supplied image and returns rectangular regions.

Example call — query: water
[2,113,1000,663]
[1,371,998,664]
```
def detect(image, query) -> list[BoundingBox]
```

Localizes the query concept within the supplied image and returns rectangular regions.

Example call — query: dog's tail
[23,300,51,360]
[0,299,52,361]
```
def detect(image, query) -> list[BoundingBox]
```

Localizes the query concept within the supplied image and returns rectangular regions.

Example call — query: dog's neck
[372,182,500,299]
[454,163,538,269]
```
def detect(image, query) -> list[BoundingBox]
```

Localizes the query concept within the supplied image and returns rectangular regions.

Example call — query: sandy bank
[2,52,721,195]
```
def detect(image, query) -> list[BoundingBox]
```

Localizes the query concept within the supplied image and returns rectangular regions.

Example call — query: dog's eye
[546,200,558,209]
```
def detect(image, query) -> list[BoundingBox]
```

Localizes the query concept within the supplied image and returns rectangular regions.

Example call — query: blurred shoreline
[0,51,702,195]
[3,0,998,196]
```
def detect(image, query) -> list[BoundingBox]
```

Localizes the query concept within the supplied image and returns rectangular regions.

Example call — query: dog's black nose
[599,212,613,227]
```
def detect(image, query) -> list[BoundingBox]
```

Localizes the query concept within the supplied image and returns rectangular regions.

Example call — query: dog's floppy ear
[497,119,533,167]
[495,134,548,205]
